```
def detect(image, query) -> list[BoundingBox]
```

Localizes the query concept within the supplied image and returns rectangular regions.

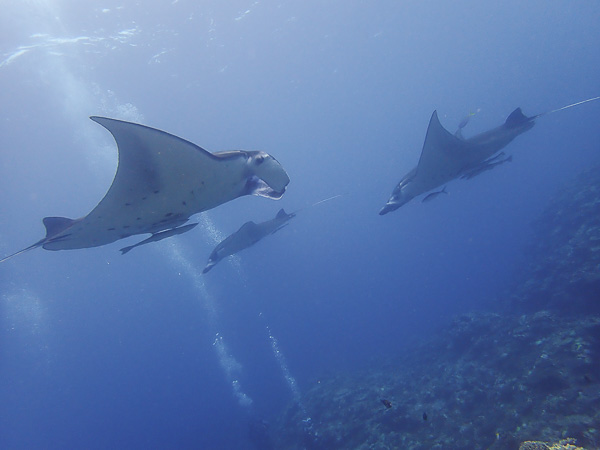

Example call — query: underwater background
[1,1,599,449]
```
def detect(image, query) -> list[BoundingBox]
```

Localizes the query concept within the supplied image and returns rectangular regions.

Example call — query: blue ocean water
[1,1,599,448]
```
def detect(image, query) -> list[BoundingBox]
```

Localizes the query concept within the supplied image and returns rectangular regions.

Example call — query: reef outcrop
[272,164,600,449]
[274,312,599,449]
[511,165,600,314]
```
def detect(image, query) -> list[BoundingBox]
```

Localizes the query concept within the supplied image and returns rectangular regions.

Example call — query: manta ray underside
[1,117,290,263]
[379,107,535,215]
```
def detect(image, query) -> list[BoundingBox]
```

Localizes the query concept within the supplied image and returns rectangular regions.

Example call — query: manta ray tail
[531,96,600,120]
[0,216,77,263]
[0,240,43,263]
[119,245,135,255]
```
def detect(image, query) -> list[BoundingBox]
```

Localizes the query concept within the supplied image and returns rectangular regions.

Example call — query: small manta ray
[1,117,290,263]
[202,194,343,273]
[203,208,296,273]
[379,96,600,215]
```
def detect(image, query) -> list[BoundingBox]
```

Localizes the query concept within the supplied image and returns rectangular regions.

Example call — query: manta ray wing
[43,117,260,250]
[414,111,473,184]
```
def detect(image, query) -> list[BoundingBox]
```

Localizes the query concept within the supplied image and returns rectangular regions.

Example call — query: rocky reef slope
[274,312,599,449]
[272,165,600,449]
[511,165,600,314]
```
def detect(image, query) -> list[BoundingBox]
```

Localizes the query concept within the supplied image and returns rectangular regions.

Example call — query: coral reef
[511,164,600,314]
[519,437,585,450]
[272,166,600,449]
[273,313,599,449]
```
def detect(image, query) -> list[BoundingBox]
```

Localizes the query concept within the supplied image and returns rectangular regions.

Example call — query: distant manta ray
[379,96,600,215]
[203,208,296,273]
[1,117,290,263]
[202,194,342,273]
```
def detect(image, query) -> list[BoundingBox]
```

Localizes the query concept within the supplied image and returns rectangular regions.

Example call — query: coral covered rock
[511,164,600,314]
[519,437,585,450]
[272,313,600,449]
[271,166,600,449]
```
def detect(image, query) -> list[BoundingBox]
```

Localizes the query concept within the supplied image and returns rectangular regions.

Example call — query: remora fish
[120,223,199,254]
[460,155,513,180]
[422,186,448,203]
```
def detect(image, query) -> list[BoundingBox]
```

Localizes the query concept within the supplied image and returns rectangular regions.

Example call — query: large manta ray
[1,117,290,262]
[203,208,296,273]
[379,96,600,215]
[379,107,534,215]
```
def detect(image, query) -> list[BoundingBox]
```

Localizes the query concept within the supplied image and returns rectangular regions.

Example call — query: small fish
[380,399,392,409]
[457,115,471,131]
[422,186,448,203]
[454,110,479,139]
[460,155,513,180]
[463,152,506,174]
[483,151,506,164]
[422,412,428,421]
